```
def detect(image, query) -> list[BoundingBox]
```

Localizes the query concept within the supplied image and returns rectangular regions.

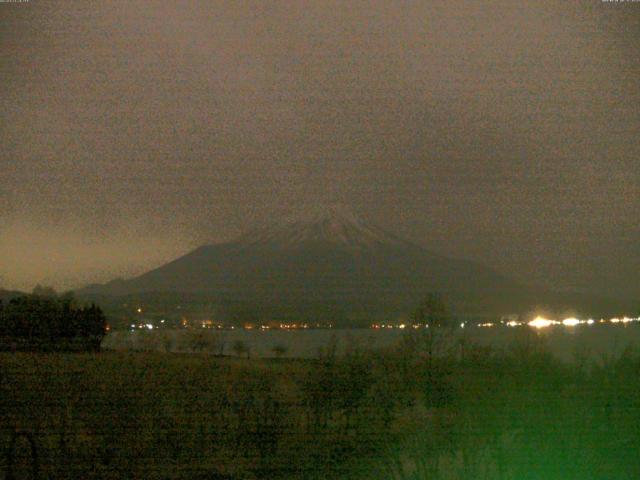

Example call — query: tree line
[0,287,107,352]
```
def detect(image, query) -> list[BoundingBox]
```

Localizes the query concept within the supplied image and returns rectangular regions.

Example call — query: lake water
[103,323,640,362]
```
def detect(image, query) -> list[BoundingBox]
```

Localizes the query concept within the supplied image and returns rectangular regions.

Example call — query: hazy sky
[1,1,638,298]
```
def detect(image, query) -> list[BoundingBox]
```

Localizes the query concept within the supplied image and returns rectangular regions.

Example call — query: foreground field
[1,331,640,479]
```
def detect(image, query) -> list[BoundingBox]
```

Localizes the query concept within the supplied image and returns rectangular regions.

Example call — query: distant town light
[528,317,556,329]
[562,318,581,327]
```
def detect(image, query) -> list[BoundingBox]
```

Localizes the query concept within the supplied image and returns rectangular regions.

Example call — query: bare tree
[410,292,456,364]
[408,293,457,407]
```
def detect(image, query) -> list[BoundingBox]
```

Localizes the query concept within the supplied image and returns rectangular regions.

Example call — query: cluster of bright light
[371,323,426,330]
[587,316,638,326]
[484,317,640,329]
[611,317,636,324]
[563,318,599,327]
[561,317,581,327]
[372,323,398,330]
[129,323,154,331]
[505,316,640,329]
[275,323,315,330]
[370,322,479,330]
[528,317,558,329]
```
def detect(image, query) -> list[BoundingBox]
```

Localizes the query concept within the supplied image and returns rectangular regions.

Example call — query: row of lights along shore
[371,316,640,330]
[128,306,639,331]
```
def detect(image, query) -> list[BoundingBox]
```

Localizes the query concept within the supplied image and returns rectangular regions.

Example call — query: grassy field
[1,330,640,479]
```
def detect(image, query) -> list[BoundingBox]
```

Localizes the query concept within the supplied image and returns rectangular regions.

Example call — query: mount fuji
[79,212,531,324]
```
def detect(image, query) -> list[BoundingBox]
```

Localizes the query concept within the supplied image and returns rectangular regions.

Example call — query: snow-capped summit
[236,210,408,251]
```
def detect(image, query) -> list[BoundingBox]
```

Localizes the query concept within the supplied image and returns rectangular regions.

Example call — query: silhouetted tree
[232,340,250,358]
[301,336,339,431]
[335,349,372,432]
[188,330,211,352]
[0,292,107,351]
[410,292,455,361]
[409,293,456,407]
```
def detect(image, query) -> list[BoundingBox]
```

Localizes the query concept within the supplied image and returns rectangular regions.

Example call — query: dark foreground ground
[1,330,639,479]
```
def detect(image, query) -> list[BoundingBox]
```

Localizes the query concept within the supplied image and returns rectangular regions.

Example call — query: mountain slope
[79,213,529,322]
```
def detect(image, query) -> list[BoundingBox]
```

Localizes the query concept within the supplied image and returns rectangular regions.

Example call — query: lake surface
[103,323,640,362]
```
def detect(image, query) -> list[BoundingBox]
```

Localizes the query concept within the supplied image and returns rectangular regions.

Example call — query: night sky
[1,1,638,298]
